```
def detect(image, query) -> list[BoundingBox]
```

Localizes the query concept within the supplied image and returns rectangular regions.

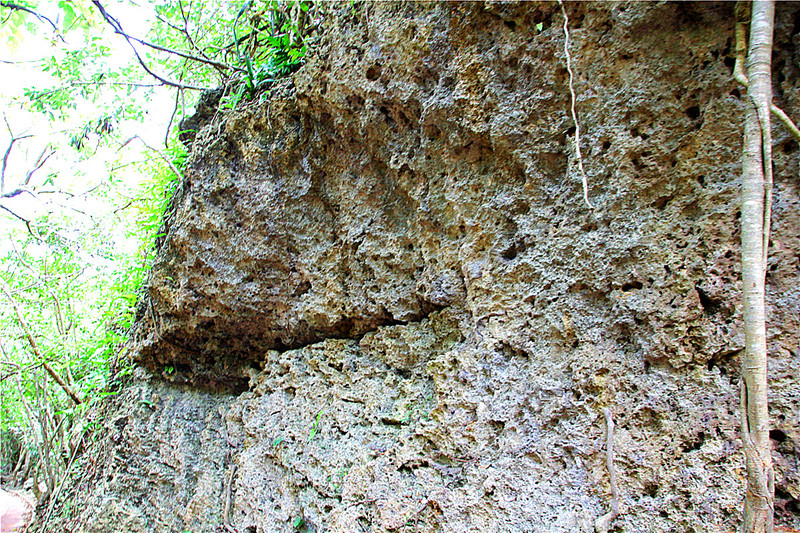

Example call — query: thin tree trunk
[0,282,83,405]
[740,1,775,532]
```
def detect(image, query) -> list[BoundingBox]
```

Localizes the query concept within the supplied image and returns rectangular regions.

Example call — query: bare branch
[154,1,231,77]
[165,86,183,149]
[121,29,240,73]
[0,59,44,64]
[0,1,63,40]
[178,0,218,67]
[0,202,31,223]
[120,135,183,181]
[90,0,209,91]
[69,80,162,88]
[23,146,55,187]
[0,281,83,404]
[2,115,34,194]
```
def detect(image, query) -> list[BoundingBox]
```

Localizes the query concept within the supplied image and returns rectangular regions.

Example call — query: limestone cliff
[55,2,800,532]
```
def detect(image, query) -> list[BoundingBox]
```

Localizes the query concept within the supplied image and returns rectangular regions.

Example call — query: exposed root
[595,407,620,533]
[558,0,593,209]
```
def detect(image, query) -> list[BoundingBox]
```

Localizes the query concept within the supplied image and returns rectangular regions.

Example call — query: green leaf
[59,1,75,30]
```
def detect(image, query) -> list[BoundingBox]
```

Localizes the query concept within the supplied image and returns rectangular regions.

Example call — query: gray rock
[53,3,800,532]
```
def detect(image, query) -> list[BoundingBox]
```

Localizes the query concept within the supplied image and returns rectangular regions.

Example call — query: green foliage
[0,0,322,518]
[226,0,319,107]
[307,409,323,442]
[0,132,184,505]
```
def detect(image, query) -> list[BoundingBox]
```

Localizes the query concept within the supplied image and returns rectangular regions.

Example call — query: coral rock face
[63,3,800,533]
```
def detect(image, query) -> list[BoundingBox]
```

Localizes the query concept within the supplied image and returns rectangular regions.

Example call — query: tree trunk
[740,1,775,532]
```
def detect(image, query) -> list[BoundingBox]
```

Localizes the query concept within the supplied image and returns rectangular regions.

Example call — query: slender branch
[90,0,209,91]
[1,137,17,192]
[0,59,44,64]
[120,28,240,72]
[40,431,84,530]
[2,115,34,193]
[558,0,593,209]
[0,202,31,223]
[69,80,162,88]
[0,1,63,40]
[165,0,229,77]
[165,78,184,148]
[0,281,83,405]
[179,0,205,58]
[23,146,55,187]
[2,186,93,223]
[119,135,183,181]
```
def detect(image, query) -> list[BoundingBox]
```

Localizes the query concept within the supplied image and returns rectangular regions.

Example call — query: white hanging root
[558,0,593,209]
[594,407,620,533]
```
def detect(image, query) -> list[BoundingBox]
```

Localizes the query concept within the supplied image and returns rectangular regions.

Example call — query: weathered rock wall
[57,2,800,532]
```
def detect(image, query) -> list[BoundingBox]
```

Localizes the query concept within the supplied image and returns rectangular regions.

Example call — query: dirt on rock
[50,3,800,532]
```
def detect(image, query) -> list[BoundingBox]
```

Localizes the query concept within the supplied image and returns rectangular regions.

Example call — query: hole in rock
[621,281,643,292]
[504,20,516,31]
[500,242,519,260]
[293,280,311,296]
[776,487,800,520]
[723,56,736,72]
[681,431,706,452]
[366,65,381,80]
[379,105,395,126]
[770,429,787,443]
[695,285,721,315]
[347,94,364,109]
[685,105,701,120]
[652,196,670,211]
[424,124,441,139]
[488,420,505,433]
[781,139,798,154]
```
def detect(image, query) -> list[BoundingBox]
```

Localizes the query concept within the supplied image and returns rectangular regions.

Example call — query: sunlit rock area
[48,3,800,532]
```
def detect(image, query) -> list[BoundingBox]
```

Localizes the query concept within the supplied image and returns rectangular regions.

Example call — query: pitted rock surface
[53,3,800,532]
